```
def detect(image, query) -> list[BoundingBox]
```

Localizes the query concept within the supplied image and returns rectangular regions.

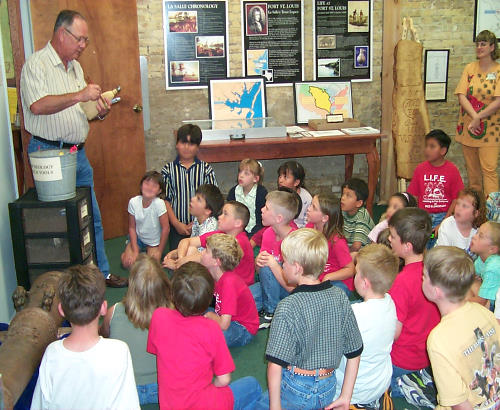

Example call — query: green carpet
[104,204,417,409]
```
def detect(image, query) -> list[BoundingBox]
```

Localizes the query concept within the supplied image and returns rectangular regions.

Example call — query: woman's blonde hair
[476,30,499,60]
[123,254,172,329]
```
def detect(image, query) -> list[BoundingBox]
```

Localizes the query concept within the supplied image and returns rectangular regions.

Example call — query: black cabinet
[9,187,96,289]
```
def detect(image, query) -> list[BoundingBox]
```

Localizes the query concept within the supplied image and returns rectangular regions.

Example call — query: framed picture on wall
[424,49,449,102]
[474,0,500,41]
[293,81,353,124]
[208,77,267,127]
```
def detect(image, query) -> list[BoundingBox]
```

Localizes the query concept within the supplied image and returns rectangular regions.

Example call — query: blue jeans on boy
[28,139,110,277]
[224,321,254,348]
[390,365,413,397]
[255,367,336,409]
[428,212,446,249]
[259,265,289,314]
[229,376,262,410]
[137,383,158,405]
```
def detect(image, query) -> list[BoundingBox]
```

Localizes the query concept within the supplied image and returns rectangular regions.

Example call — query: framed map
[474,0,500,41]
[208,78,267,128]
[293,81,353,124]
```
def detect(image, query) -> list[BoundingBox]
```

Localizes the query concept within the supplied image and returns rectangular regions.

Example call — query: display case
[183,117,287,141]
[9,187,96,289]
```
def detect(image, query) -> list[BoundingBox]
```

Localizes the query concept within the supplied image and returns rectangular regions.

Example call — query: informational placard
[30,157,63,182]
[313,0,372,82]
[163,0,229,89]
[242,0,304,86]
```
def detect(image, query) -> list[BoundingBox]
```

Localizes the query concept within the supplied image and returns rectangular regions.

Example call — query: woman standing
[455,30,500,196]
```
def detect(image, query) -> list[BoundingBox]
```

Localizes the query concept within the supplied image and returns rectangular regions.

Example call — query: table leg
[345,154,354,180]
[365,144,380,216]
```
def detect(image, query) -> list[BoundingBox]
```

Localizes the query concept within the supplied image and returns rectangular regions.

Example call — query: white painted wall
[0,34,19,322]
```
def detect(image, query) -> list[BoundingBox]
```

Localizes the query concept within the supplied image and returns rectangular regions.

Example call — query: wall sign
[163,0,229,89]
[313,0,373,82]
[242,0,304,86]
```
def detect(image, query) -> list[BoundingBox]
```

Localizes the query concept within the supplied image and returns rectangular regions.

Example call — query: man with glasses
[20,10,128,287]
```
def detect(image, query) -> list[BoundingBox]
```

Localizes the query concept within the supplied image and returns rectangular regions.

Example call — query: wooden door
[27,1,146,239]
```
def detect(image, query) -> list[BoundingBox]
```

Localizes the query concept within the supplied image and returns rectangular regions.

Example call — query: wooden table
[198,128,382,214]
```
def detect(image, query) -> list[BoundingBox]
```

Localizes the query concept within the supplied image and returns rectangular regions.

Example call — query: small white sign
[83,230,90,246]
[31,156,62,181]
[80,203,88,219]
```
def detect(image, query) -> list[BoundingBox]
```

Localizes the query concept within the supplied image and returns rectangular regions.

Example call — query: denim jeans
[28,139,109,277]
[137,382,158,405]
[256,367,336,409]
[390,364,413,398]
[330,280,351,298]
[224,321,254,348]
[229,376,262,410]
[249,282,263,312]
[428,212,446,249]
[259,265,289,314]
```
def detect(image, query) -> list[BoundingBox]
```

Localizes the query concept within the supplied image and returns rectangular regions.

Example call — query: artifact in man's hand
[80,86,121,120]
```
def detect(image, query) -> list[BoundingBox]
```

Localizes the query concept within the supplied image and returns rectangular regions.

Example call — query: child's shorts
[126,235,148,252]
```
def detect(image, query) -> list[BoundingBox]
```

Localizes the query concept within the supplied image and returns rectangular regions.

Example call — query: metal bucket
[29,149,77,202]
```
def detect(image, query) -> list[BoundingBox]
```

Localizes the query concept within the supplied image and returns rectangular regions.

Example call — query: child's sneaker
[258,311,273,330]
[397,372,436,408]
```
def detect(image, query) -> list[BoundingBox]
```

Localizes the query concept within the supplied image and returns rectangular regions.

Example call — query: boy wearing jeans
[257,228,363,409]
[253,190,300,329]
[202,234,259,347]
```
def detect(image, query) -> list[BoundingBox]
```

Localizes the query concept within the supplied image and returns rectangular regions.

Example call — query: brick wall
[137,0,495,197]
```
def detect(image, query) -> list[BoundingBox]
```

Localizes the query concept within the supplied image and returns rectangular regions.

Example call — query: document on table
[341,127,380,135]
[287,126,312,138]
[308,130,345,137]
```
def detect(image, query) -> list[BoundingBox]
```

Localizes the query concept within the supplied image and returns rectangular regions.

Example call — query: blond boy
[335,244,398,406]
[423,246,500,409]
[201,234,259,347]
[257,228,362,409]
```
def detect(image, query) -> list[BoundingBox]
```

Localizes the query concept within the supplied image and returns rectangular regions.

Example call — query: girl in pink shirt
[306,193,355,294]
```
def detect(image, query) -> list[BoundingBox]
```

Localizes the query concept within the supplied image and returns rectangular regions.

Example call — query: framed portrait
[208,77,267,125]
[293,81,353,124]
[246,3,268,36]
[474,0,500,41]
[424,49,449,102]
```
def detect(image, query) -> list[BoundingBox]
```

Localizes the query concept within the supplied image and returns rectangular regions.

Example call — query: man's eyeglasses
[64,27,89,45]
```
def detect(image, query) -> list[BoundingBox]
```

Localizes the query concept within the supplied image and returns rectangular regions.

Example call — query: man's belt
[32,135,85,149]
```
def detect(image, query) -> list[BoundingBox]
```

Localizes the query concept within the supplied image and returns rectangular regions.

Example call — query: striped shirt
[342,207,374,248]
[20,42,89,144]
[161,156,218,224]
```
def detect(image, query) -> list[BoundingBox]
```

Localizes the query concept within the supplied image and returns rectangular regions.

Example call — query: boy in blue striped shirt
[161,124,218,250]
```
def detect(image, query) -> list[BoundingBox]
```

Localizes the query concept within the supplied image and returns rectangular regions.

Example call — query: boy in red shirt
[252,190,300,329]
[163,201,255,286]
[387,208,441,397]
[201,233,259,347]
[147,262,261,409]
[407,129,464,246]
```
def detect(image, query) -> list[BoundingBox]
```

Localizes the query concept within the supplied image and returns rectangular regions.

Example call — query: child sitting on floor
[436,188,486,255]
[277,160,311,228]
[368,192,416,243]
[121,171,169,269]
[469,221,500,310]
[32,265,140,408]
[341,178,374,252]
[424,246,500,409]
[164,201,255,286]
[100,254,172,405]
[407,129,464,247]
[161,123,218,249]
[227,159,268,237]
[306,193,355,295]
[256,228,362,409]
[201,234,259,347]
[147,262,262,409]
[334,244,398,407]
[387,208,440,398]
[190,184,224,238]
[252,190,300,329]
